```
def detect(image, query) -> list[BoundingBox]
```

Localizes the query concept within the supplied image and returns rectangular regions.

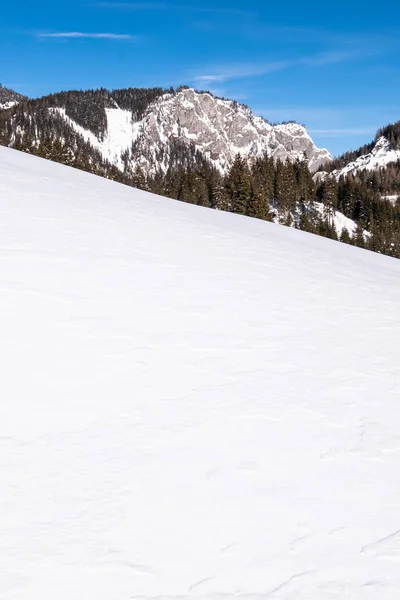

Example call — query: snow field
[1,147,400,600]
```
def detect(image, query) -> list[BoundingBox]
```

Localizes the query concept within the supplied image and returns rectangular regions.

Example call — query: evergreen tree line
[317,174,400,256]
[0,87,172,140]
[376,121,400,151]
[0,84,27,105]
[1,125,112,178]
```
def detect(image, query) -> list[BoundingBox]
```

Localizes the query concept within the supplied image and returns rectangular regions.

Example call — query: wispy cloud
[300,49,374,66]
[38,31,135,40]
[194,61,291,85]
[193,47,368,86]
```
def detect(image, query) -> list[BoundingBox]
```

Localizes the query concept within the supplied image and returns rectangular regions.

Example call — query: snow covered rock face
[58,88,332,173]
[145,89,332,171]
[1,147,400,600]
[320,136,400,180]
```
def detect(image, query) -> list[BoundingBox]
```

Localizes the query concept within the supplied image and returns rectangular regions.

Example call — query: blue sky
[1,0,399,156]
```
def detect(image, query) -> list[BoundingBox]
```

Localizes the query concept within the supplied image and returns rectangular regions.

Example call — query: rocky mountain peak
[133,88,332,172]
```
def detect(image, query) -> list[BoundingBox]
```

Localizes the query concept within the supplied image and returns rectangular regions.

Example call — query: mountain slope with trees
[0,85,331,173]
[0,83,28,109]
[1,85,400,258]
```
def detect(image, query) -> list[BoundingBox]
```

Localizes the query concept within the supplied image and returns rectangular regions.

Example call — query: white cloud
[192,46,374,87]
[38,32,134,40]
[195,75,227,83]
[300,49,373,66]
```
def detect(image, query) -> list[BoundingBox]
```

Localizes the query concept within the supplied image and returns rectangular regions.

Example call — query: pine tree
[250,156,274,221]
[207,170,225,210]
[295,157,316,206]
[353,222,366,249]
[131,165,147,190]
[339,228,351,245]
[319,176,338,226]
[274,159,297,217]
[225,154,251,215]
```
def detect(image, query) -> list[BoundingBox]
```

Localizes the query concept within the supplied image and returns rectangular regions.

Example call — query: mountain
[318,136,400,181]
[1,146,400,600]
[0,83,28,110]
[0,86,331,174]
[317,120,400,181]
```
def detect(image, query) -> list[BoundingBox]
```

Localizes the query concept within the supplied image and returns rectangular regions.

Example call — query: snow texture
[1,147,400,600]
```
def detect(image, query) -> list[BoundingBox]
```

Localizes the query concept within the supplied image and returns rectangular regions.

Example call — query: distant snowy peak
[320,136,400,181]
[54,88,332,173]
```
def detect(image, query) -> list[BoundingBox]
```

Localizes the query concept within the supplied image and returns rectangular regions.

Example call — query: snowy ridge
[1,147,400,600]
[320,136,400,180]
[53,88,332,173]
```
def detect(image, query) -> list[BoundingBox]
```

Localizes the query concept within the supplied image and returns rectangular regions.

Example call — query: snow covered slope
[1,148,400,600]
[51,88,332,172]
[313,203,359,235]
[0,100,18,110]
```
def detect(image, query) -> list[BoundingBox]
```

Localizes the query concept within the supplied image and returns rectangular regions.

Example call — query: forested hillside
[0,83,28,107]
